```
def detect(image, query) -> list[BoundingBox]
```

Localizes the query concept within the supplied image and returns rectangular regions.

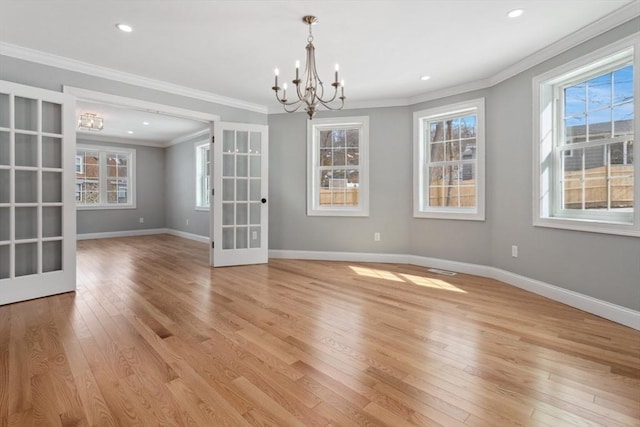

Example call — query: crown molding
[0,42,269,115]
[76,133,167,148]
[168,128,210,146]
[2,4,637,114]
[489,1,640,87]
[407,78,493,107]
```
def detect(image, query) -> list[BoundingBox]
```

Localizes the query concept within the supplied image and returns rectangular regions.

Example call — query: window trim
[307,116,370,217]
[195,140,211,211]
[75,154,84,173]
[76,144,136,210]
[413,98,486,221]
[533,34,639,237]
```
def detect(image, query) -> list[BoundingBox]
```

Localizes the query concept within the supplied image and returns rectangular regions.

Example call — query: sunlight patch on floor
[349,266,405,282]
[349,266,467,293]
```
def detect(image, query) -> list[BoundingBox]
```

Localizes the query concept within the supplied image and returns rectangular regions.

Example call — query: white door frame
[63,86,220,264]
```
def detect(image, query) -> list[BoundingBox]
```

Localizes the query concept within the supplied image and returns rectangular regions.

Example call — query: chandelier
[272,16,345,119]
[77,113,104,132]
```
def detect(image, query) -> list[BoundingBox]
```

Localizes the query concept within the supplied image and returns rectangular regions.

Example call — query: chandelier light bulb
[274,68,279,76]
[295,60,300,69]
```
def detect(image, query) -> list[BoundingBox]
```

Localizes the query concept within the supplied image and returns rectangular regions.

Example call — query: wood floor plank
[0,306,10,424]
[1,234,638,426]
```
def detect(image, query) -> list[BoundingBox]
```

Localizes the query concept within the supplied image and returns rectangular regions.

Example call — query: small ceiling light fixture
[272,15,345,119]
[507,9,524,18]
[127,130,134,134]
[77,113,104,132]
[142,121,150,126]
[116,23,133,33]
[420,75,431,81]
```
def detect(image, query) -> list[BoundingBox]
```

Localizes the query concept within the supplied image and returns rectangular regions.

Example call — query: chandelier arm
[317,96,345,111]
[282,101,306,113]
[274,92,307,111]
[315,83,340,104]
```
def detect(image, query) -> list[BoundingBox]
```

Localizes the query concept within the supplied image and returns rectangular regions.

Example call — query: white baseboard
[491,268,640,331]
[407,255,494,278]
[269,249,408,264]
[269,249,640,330]
[164,229,209,244]
[77,227,209,244]
[77,228,167,240]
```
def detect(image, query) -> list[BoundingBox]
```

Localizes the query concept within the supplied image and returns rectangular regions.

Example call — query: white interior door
[212,122,268,267]
[0,80,76,305]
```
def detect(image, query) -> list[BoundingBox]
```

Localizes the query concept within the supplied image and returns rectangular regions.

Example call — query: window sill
[76,204,137,211]
[534,217,640,237]
[195,206,210,212]
[414,209,484,221]
[308,207,369,217]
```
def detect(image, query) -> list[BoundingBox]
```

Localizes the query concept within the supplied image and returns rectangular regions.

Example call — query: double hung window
[414,98,485,220]
[534,38,638,236]
[76,145,135,209]
[307,116,369,216]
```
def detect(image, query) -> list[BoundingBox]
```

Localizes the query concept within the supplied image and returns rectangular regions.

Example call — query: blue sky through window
[564,65,634,129]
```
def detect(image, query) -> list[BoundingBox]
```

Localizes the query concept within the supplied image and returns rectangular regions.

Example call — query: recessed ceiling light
[507,9,523,18]
[116,23,133,33]
[127,130,134,134]
[420,75,431,81]
[142,121,150,126]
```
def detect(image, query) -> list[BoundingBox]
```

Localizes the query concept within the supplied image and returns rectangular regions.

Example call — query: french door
[0,80,76,305]
[212,122,268,267]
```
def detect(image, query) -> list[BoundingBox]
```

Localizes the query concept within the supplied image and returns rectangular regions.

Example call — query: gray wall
[165,137,210,237]
[0,56,268,125]
[0,54,267,237]
[409,89,493,266]
[267,19,640,311]
[269,107,412,254]
[486,19,640,310]
[76,139,166,234]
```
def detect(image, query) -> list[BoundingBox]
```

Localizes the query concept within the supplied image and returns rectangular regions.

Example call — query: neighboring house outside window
[307,116,369,217]
[195,141,211,210]
[413,98,486,220]
[533,36,638,236]
[76,145,135,209]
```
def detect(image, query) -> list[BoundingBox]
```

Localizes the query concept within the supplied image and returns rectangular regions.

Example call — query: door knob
[261,198,267,204]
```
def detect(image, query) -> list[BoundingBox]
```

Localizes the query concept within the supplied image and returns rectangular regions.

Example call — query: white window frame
[533,34,639,237]
[76,144,136,210]
[307,116,369,217]
[195,140,211,211]
[75,154,83,173]
[413,98,486,220]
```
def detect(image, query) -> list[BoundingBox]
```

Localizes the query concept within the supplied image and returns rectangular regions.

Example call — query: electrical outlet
[511,245,518,258]
[139,217,144,224]
[374,232,381,242]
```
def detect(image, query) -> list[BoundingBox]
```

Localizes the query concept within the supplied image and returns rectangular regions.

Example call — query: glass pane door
[213,122,268,266]
[0,80,76,305]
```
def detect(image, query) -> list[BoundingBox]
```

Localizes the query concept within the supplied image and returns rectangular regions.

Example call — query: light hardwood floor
[1,234,639,426]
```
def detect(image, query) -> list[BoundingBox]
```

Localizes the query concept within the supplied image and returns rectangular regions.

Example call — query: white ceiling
[1,0,638,115]
[76,101,208,145]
